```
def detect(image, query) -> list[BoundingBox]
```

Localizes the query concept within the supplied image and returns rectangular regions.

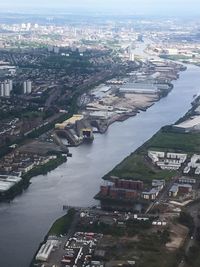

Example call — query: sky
[0,0,200,16]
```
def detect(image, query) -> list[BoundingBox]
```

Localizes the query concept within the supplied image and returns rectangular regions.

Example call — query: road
[178,202,200,267]
[146,177,177,214]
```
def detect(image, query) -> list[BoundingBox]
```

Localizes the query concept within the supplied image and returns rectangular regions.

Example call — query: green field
[145,129,200,153]
[48,209,75,235]
[104,127,200,183]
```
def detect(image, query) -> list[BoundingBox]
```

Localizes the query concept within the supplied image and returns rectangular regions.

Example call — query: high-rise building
[0,83,4,97]
[23,80,32,94]
[23,81,27,94]
[4,81,10,97]
[8,80,13,91]
[129,52,135,62]
[128,44,135,62]
[0,80,13,97]
[26,80,32,94]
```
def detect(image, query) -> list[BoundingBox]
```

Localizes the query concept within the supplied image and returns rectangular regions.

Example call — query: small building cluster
[99,177,166,202]
[36,231,103,267]
[183,154,200,175]
[148,150,187,170]
[141,179,165,200]
[0,150,57,176]
[169,177,196,197]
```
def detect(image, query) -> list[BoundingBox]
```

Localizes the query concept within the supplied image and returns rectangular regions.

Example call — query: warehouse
[173,116,200,132]
[119,82,158,95]
[36,242,54,262]
[55,114,84,130]
[0,175,22,193]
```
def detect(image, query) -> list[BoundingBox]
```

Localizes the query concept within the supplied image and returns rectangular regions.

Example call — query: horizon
[0,0,200,17]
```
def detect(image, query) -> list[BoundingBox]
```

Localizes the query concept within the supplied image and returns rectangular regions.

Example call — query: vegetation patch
[48,208,76,235]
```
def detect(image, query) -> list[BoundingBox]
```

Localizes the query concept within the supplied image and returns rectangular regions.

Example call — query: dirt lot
[19,140,63,155]
[166,223,188,251]
[101,93,158,111]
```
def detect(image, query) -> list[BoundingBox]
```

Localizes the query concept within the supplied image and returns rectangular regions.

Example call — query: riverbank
[0,154,67,202]
[96,96,200,210]
[80,59,185,136]
[106,94,200,179]
[30,208,76,267]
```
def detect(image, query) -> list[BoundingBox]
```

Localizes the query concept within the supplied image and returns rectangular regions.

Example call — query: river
[0,64,200,267]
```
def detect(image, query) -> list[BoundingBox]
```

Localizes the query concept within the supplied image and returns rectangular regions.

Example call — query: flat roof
[174,116,200,129]
[0,175,22,192]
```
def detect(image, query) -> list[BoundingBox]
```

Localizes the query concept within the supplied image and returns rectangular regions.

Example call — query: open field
[48,209,76,236]
[145,128,200,153]
[99,232,181,267]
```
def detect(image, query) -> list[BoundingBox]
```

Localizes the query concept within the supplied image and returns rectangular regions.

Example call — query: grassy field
[48,209,75,236]
[104,128,200,183]
[145,129,200,153]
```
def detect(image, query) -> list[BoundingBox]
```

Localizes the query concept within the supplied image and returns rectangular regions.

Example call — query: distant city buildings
[0,80,13,97]
[23,80,32,94]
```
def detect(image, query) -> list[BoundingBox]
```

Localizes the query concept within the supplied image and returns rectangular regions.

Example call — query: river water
[0,64,200,267]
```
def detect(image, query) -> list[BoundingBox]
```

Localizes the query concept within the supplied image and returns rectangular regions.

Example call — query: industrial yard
[32,207,190,267]
[53,59,186,147]
[80,59,185,132]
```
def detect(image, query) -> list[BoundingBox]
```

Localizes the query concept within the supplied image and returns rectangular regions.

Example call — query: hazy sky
[1,0,200,16]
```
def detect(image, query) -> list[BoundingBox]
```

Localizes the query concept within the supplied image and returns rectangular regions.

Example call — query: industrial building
[119,83,158,95]
[0,175,22,193]
[55,114,84,130]
[173,116,200,132]
[55,114,94,145]
[36,238,59,262]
